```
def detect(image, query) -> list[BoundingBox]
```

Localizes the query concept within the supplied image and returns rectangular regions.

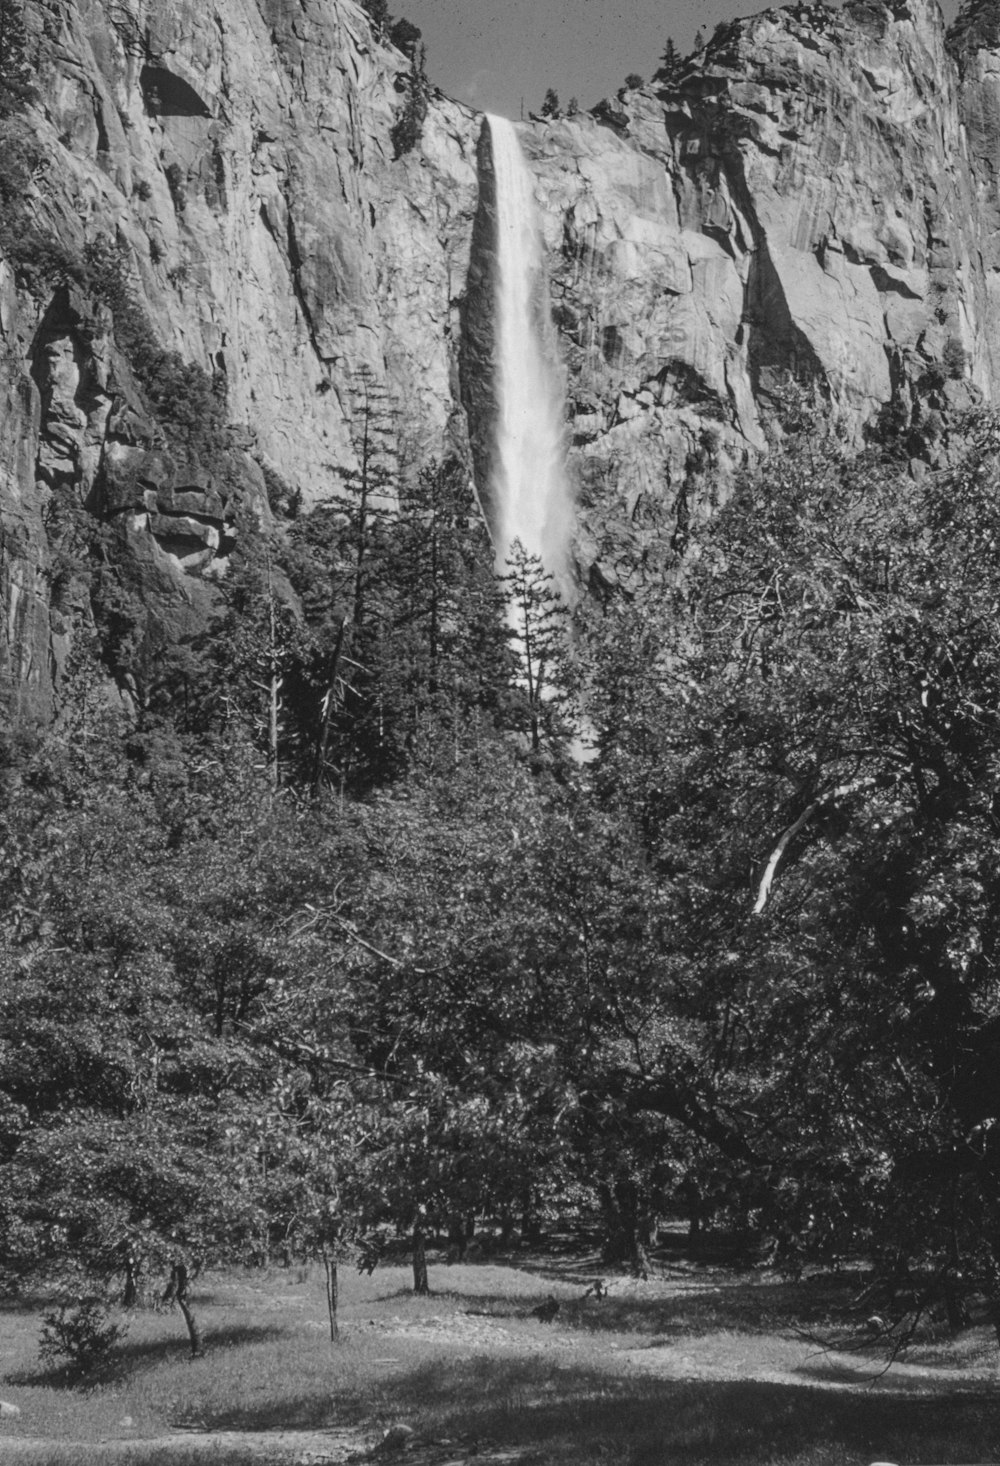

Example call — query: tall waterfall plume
[486,114,574,592]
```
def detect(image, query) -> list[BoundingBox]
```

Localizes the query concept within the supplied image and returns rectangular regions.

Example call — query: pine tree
[654,38,681,84]
[501,541,571,755]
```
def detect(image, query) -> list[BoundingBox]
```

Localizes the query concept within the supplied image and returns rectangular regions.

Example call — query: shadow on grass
[180,1353,1000,1462]
[372,1287,564,1315]
[346,1358,998,1464]
[5,1323,289,1388]
[555,1280,853,1338]
[410,1276,859,1343]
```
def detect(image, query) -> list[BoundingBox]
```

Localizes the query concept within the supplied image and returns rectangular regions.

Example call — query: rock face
[0,0,479,716]
[512,0,1000,590]
[4,0,1000,713]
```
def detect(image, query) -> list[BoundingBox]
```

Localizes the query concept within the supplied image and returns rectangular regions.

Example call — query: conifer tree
[501,540,571,755]
[654,37,682,84]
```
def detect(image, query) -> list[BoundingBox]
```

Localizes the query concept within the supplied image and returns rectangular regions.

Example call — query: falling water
[486,114,573,591]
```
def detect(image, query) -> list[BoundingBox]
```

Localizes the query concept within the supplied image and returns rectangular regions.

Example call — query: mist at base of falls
[485,114,575,599]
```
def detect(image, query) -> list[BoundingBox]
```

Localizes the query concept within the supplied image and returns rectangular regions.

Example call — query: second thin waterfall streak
[487,114,573,591]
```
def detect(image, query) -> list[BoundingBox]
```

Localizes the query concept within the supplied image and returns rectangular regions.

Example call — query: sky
[399,0,963,121]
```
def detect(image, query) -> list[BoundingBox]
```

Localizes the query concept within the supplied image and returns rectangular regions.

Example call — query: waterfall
[486,114,573,592]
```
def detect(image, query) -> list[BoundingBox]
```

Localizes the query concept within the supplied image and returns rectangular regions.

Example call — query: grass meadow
[1,1254,998,1466]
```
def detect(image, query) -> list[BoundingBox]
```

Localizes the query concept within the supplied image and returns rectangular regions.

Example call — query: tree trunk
[122,1247,139,1309]
[943,1273,968,1334]
[311,618,345,799]
[520,1188,542,1247]
[599,1180,651,1278]
[266,563,282,793]
[323,1250,340,1342]
[412,1226,429,1295]
[167,1263,203,1358]
[446,1217,468,1263]
[943,1212,968,1333]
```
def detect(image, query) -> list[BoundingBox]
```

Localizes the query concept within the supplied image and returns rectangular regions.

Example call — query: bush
[389,17,421,55]
[943,335,968,380]
[361,0,389,30]
[391,55,428,158]
[39,1297,127,1376]
[81,238,227,445]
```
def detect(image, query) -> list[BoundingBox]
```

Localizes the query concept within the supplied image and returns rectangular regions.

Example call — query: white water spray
[486,114,574,591]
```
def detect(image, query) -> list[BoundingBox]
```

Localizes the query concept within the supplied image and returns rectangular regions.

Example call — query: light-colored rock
[5,0,1000,711]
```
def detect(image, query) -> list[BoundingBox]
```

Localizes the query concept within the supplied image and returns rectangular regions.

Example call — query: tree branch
[300,903,438,974]
[752,802,820,915]
[752,778,875,915]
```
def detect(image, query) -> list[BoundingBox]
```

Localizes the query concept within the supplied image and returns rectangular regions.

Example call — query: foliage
[943,334,968,380]
[501,540,573,757]
[0,702,364,1309]
[391,46,428,158]
[360,0,390,31]
[80,239,227,449]
[39,1297,127,1376]
[0,0,33,116]
[576,407,1000,1308]
[389,17,422,55]
[541,88,560,118]
[654,38,682,84]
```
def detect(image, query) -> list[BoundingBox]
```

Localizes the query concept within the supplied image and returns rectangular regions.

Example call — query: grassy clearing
[1,1257,998,1465]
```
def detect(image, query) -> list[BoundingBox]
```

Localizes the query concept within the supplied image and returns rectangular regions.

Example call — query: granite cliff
[2,0,1000,714]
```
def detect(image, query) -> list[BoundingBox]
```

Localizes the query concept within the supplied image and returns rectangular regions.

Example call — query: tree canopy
[7,394,1000,1354]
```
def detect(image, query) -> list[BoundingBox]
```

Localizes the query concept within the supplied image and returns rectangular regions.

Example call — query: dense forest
[5,387,1000,1358]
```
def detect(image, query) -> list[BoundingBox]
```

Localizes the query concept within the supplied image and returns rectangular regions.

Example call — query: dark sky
[400,0,962,120]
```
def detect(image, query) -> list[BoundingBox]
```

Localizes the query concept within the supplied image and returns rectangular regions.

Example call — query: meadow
[1,1248,998,1466]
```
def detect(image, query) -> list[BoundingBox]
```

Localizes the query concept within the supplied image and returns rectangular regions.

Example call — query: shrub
[391,53,428,158]
[389,16,421,55]
[81,238,227,446]
[361,0,389,30]
[165,161,186,213]
[943,335,968,380]
[39,1297,127,1376]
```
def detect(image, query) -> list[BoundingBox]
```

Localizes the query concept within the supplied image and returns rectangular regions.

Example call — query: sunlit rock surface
[3,0,1000,709]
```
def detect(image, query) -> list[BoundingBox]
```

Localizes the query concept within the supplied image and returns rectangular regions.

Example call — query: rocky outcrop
[0,0,480,716]
[508,0,1000,589]
[5,0,1000,713]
